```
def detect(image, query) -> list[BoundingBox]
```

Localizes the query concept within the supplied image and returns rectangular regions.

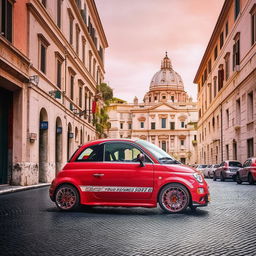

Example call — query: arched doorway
[55,117,62,176]
[39,108,48,183]
[67,123,73,161]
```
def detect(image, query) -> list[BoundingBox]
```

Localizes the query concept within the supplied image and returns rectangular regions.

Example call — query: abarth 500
[49,139,209,213]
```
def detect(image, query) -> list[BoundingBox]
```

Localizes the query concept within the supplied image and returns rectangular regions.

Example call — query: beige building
[108,54,198,164]
[0,0,108,185]
[194,0,256,164]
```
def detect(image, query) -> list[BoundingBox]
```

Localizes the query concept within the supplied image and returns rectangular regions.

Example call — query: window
[208,59,212,73]
[140,122,144,128]
[236,98,241,125]
[151,122,156,130]
[79,86,82,108]
[70,75,74,100]
[84,91,88,119]
[89,51,92,73]
[194,135,197,140]
[162,141,167,152]
[76,25,80,55]
[128,123,132,130]
[104,143,149,162]
[224,53,230,81]
[120,123,123,129]
[248,91,254,121]
[154,96,157,101]
[181,121,185,128]
[162,95,166,100]
[234,0,240,20]
[209,83,212,103]
[181,140,184,146]
[220,32,224,49]
[82,38,86,64]
[161,118,166,128]
[171,96,174,102]
[233,141,237,160]
[218,67,224,91]
[226,109,229,128]
[77,145,103,162]
[1,0,13,42]
[40,43,46,74]
[56,59,62,88]
[214,45,218,60]
[247,138,254,158]
[170,122,175,130]
[57,0,62,28]
[233,34,240,70]
[226,144,229,160]
[225,21,229,37]
[251,5,256,45]
[42,0,46,7]
[213,76,217,97]
[69,14,74,45]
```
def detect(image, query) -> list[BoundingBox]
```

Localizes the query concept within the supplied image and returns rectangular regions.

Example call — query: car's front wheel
[158,183,190,213]
[248,173,255,185]
[55,184,80,211]
[213,172,217,181]
[236,173,242,184]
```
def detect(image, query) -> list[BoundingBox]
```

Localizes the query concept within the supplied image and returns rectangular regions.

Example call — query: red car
[49,139,209,213]
[236,158,256,185]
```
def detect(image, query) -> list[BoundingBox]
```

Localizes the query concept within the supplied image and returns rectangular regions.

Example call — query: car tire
[220,172,225,182]
[208,172,212,179]
[158,183,190,214]
[236,173,242,184]
[55,184,80,211]
[213,172,217,181]
[248,173,255,185]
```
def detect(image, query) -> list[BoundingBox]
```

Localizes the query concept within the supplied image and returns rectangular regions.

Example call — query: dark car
[213,160,242,181]
[236,158,256,185]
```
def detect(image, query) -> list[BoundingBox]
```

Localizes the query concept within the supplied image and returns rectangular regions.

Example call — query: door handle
[93,173,104,177]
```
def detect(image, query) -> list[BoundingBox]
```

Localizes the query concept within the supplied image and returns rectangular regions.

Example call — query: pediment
[149,103,177,111]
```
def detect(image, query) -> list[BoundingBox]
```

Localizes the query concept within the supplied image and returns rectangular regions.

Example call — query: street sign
[40,121,48,130]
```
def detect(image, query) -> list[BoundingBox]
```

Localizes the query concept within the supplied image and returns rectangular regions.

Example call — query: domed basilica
[107,53,198,164]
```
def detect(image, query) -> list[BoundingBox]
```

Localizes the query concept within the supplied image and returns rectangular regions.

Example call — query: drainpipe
[220,103,223,162]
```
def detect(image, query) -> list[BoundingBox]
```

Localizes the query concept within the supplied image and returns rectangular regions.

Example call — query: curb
[0,183,50,195]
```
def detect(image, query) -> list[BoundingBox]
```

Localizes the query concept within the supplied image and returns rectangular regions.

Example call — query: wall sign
[40,121,48,130]
[56,127,62,134]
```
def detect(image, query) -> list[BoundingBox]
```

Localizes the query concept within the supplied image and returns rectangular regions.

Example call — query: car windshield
[136,139,180,164]
[198,165,207,168]
[214,165,220,168]
[229,161,242,167]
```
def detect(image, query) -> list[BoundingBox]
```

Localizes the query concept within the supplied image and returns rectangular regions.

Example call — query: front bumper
[192,194,210,207]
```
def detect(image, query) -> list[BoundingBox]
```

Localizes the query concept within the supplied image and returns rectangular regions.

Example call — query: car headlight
[193,173,203,183]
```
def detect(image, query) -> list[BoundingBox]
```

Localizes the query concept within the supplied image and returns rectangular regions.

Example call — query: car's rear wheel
[236,173,242,184]
[220,172,225,182]
[248,173,255,185]
[55,184,80,211]
[213,172,217,181]
[208,172,211,179]
[159,183,190,213]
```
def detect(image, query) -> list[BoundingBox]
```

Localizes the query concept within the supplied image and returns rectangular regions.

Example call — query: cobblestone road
[0,179,256,256]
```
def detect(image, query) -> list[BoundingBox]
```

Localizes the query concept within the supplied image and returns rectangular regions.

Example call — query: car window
[76,144,103,162]
[104,142,151,163]
[229,161,242,167]
[214,165,219,168]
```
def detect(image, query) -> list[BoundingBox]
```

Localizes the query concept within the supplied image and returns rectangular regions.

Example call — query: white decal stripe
[80,186,153,193]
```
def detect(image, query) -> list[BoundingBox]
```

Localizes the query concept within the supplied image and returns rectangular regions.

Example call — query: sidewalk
[0,183,50,195]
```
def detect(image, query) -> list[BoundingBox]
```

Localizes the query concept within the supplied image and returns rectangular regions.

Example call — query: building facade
[194,0,256,164]
[0,0,108,185]
[108,54,198,164]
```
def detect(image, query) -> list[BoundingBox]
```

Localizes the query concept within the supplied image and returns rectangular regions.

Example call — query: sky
[94,0,224,103]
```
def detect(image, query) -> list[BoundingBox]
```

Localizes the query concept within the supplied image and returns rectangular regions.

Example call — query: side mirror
[137,153,145,167]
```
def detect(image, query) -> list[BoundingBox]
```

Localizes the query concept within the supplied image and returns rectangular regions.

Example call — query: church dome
[150,53,184,90]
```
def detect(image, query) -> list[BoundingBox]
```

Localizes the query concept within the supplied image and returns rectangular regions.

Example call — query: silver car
[213,161,242,181]
[208,164,220,178]
[196,164,208,176]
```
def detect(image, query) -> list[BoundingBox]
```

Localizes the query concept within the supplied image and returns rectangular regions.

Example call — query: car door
[241,160,248,180]
[90,142,154,202]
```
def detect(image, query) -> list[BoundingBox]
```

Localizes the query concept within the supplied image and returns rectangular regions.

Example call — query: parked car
[208,164,220,178]
[236,158,256,185]
[203,165,213,178]
[49,139,209,213]
[196,164,208,176]
[213,160,242,181]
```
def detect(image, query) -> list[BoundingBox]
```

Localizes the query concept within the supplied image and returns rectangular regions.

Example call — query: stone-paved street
[0,179,256,256]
